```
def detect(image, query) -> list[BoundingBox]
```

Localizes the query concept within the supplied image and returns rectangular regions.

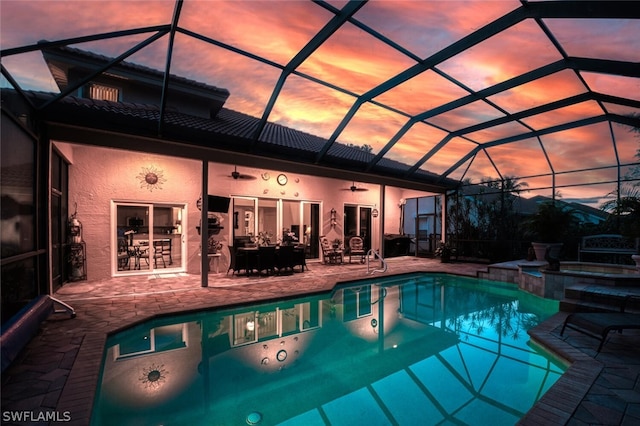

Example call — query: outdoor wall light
[330,208,337,227]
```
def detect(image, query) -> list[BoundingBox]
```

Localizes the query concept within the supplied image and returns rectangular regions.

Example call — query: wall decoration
[137,165,166,191]
[139,363,168,389]
[261,173,270,181]
[277,173,288,186]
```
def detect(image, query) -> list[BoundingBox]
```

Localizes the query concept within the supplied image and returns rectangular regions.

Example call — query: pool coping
[519,312,602,425]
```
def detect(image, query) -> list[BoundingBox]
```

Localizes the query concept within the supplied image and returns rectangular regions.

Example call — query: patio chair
[276,245,294,274]
[560,295,640,352]
[257,246,277,275]
[292,245,307,272]
[320,236,342,264]
[140,240,166,268]
[117,237,131,270]
[348,236,366,264]
[227,246,247,275]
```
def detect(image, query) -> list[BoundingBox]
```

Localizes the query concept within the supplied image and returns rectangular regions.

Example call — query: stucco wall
[64,143,435,281]
[65,144,201,280]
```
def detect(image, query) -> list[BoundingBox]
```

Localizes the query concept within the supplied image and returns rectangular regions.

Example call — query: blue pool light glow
[92,273,565,425]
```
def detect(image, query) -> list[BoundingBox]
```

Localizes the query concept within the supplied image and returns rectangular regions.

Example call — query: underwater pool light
[246,412,262,425]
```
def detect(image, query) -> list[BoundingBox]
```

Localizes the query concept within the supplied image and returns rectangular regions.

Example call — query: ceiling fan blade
[228,166,256,180]
[340,182,369,191]
[236,174,257,180]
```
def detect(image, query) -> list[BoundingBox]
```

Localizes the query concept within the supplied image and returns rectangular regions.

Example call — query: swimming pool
[92,273,565,425]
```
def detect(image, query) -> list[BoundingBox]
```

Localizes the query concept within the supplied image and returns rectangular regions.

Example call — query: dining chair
[257,246,277,275]
[140,240,166,268]
[276,245,295,274]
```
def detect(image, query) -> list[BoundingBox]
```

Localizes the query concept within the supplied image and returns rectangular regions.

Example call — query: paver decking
[2,257,639,425]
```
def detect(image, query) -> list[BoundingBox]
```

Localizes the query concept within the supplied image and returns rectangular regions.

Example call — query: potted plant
[434,240,455,263]
[332,238,342,249]
[207,236,223,254]
[522,201,578,262]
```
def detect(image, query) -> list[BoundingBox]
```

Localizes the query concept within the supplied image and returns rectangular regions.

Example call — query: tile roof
[9,89,456,191]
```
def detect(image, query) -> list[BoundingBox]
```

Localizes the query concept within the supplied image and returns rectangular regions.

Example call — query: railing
[366,249,387,275]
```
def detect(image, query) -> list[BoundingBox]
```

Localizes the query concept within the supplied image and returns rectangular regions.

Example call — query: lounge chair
[560,295,640,352]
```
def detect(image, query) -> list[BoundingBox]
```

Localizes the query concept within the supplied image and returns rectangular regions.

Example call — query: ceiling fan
[341,181,368,192]
[225,166,256,180]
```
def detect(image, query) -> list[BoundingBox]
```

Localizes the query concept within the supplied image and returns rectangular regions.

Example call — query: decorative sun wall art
[139,363,168,389]
[137,165,166,191]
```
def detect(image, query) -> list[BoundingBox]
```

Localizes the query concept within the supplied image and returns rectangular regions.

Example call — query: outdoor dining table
[236,245,306,275]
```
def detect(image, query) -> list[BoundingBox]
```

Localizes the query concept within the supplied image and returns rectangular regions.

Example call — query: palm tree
[600,185,640,247]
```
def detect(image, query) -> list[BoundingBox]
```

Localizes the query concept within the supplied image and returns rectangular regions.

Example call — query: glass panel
[180,0,330,66]
[603,104,640,119]
[373,70,470,117]
[459,150,498,184]
[555,168,619,190]
[359,207,372,250]
[338,102,407,156]
[233,198,256,247]
[557,181,618,209]
[464,120,531,144]
[170,33,281,117]
[354,1,517,59]
[270,74,355,140]
[300,302,320,330]
[544,19,640,63]
[383,123,450,167]
[117,329,152,358]
[488,70,587,114]
[116,204,150,272]
[153,205,181,269]
[298,22,415,96]
[281,200,300,244]
[257,198,277,243]
[257,311,278,340]
[540,123,617,173]
[484,138,551,179]
[581,73,640,102]
[234,312,257,346]
[428,100,505,132]
[612,123,640,166]
[302,202,320,259]
[1,116,35,258]
[519,101,604,131]
[281,307,299,335]
[437,20,563,92]
[420,136,478,176]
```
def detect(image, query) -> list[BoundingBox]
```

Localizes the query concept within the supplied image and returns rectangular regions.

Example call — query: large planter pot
[531,242,563,262]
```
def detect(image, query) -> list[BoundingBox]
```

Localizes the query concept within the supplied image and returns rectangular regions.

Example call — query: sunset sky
[1,0,639,206]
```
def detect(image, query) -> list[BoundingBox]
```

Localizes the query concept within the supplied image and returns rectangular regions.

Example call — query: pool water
[92,273,565,426]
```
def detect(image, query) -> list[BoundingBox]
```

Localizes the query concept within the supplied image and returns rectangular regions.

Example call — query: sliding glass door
[232,197,321,259]
[113,202,185,275]
[344,205,372,251]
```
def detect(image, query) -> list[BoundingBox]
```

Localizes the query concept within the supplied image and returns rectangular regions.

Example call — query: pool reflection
[93,274,564,426]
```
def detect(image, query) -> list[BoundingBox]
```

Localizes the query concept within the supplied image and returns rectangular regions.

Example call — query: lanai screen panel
[1,0,638,207]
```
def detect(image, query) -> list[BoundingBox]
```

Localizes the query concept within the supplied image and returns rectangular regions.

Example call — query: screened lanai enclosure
[2,0,638,192]
[1,0,639,285]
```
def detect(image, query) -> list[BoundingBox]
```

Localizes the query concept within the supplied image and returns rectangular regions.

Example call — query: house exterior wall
[63,143,201,280]
[63,143,428,282]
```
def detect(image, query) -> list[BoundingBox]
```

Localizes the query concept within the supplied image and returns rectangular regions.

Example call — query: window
[88,83,119,101]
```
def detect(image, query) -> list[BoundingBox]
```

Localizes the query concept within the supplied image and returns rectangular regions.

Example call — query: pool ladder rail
[366,249,388,275]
